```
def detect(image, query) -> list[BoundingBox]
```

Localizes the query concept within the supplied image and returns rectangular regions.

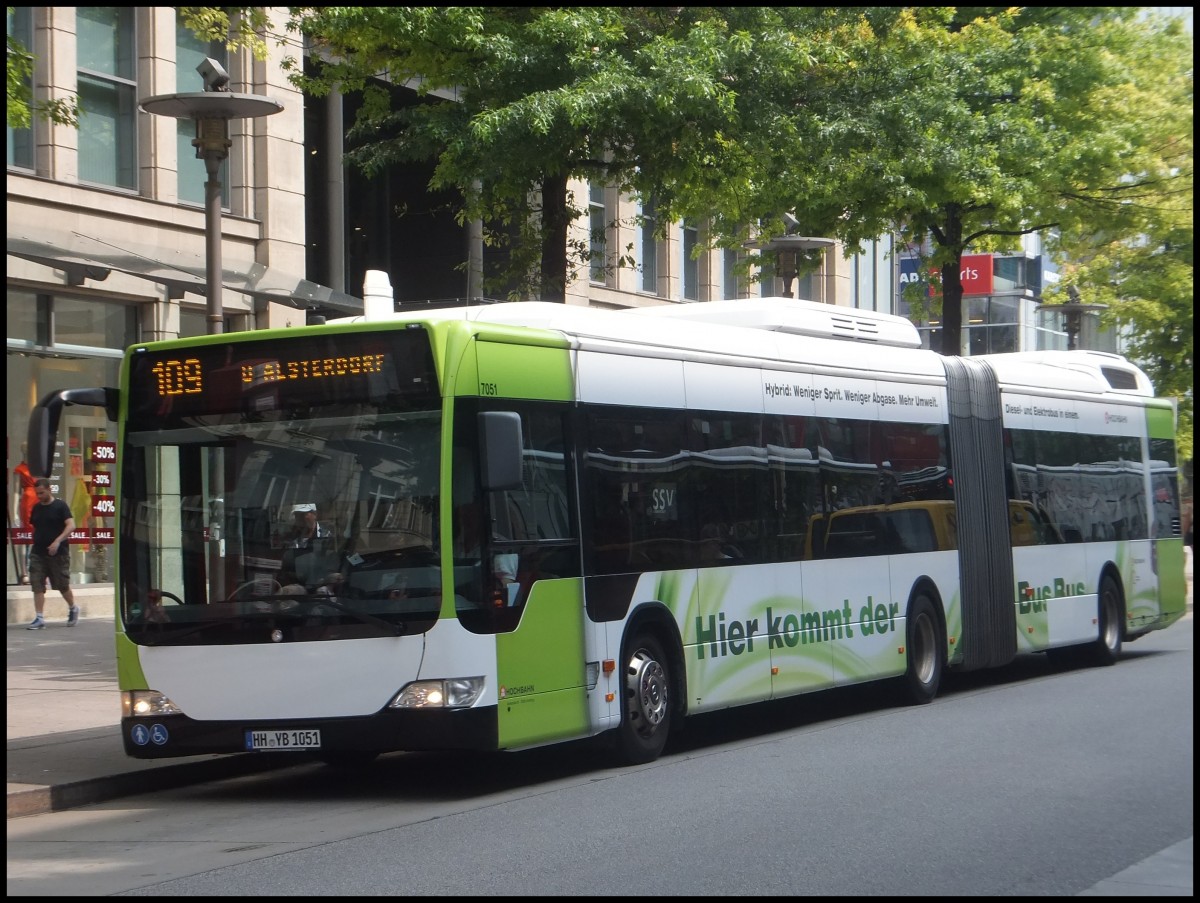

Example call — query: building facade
[7,7,1074,590]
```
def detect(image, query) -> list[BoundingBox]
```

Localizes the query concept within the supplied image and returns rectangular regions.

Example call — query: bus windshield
[118,330,445,644]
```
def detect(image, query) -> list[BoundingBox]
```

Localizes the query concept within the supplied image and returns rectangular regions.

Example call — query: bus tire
[1084,574,1123,667]
[614,631,672,765]
[901,592,943,705]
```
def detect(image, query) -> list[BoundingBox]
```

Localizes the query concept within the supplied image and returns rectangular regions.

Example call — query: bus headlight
[390,677,485,709]
[122,690,183,717]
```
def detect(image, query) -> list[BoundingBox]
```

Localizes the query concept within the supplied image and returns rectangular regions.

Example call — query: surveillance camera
[196,57,230,92]
[782,211,801,233]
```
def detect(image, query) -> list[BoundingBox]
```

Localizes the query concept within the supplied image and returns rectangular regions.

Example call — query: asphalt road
[8,611,1192,896]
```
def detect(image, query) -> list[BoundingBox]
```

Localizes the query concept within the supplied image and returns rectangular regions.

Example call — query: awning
[7,224,364,319]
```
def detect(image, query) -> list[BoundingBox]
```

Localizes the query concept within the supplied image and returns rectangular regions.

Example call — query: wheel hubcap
[628,649,668,730]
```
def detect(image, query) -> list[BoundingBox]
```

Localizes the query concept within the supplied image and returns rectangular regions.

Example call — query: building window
[993,257,1027,293]
[175,14,229,206]
[52,296,138,351]
[967,295,1019,355]
[639,198,658,294]
[681,220,699,301]
[795,271,816,301]
[758,257,777,297]
[179,306,241,337]
[589,183,607,284]
[76,7,137,190]
[7,7,35,170]
[723,248,740,300]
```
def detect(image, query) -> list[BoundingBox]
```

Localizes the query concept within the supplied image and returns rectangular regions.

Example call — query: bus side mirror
[478,411,523,491]
[27,387,118,477]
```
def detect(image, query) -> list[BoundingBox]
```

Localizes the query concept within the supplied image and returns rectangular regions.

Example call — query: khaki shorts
[28,551,71,593]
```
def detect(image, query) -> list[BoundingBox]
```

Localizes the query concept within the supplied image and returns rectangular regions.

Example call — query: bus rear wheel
[1084,574,1123,667]
[614,632,671,765]
[901,593,943,705]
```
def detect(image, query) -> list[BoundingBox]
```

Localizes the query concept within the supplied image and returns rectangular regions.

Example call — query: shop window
[7,294,137,585]
[52,297,137,350]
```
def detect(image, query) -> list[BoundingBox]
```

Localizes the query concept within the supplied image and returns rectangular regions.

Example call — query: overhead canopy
[7,224,364,319]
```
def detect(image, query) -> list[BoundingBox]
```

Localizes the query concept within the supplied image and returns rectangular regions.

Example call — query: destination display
[126,330,439,428]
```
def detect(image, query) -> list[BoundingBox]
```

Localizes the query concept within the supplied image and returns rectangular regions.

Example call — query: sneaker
[68,606,80,626]
[26,616,45,630]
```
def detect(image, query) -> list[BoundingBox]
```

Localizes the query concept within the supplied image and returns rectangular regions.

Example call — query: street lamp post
[1037,286,1108,351]
[743,234,836,299]
[139,58,283,334]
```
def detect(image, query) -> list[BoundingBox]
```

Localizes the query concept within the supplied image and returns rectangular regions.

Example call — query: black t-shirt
[30,498,74,556]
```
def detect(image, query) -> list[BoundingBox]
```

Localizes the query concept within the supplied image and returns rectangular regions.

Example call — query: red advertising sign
[900,254,996,297]
[92,496,117,518]
[92,471,112,488]
[91,527,115,545]
[959,254,994,295]
[91,441,117,465]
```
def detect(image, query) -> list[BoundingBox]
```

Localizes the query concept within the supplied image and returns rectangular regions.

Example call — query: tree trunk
[935,203,965,355]
[939,259,965,355]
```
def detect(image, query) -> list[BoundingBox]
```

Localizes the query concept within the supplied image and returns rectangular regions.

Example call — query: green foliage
[15,6,1187,447]
[177,7,273,59]
[656,8,1193,359]
[7,22,77,128]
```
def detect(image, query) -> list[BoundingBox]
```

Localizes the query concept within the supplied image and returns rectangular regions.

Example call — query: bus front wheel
[614,632,671,765]
[901,593,943,705]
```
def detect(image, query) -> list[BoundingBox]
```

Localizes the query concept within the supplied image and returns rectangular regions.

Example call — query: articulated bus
[26,293,1187,766]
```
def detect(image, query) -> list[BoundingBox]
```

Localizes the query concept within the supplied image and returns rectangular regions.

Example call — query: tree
[283,7,764,301]
[649,8,1193,358]
[7,20,77,128]
[1049,212,1194,461]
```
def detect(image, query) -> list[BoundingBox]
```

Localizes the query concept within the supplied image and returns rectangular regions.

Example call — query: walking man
[26,478,79,629]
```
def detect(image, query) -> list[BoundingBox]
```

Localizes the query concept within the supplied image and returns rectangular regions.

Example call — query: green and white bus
[27,294,1188,766]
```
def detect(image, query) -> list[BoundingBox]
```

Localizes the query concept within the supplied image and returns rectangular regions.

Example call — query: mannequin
[13,442,38,583]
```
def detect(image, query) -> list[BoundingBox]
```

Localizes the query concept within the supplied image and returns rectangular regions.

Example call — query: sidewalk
[6,554,1193,896]
[6,614,299,819]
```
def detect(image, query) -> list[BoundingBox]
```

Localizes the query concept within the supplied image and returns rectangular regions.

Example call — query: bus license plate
[245,729,321,751]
